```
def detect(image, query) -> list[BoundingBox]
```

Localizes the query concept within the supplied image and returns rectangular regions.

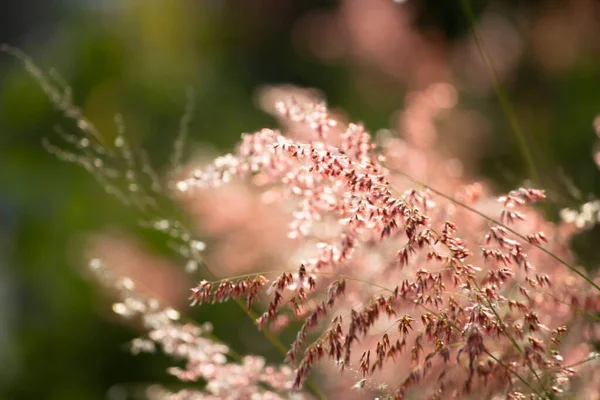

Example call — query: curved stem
[233,300,329,400]
[458,0,546,195]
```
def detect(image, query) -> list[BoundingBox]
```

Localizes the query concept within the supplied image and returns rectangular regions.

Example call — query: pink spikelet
[175,88,600,399]
[19,46,600,398]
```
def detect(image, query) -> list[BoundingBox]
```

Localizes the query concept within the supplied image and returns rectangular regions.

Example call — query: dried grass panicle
[189,275,268,308]
[88,258,302,400]
[14,46,600,399]
[177,91,599,399]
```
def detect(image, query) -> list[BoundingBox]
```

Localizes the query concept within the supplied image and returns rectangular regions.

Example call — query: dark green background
[1,1,599,398]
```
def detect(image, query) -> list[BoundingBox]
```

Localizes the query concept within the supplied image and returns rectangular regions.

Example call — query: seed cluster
[178,93,600,399]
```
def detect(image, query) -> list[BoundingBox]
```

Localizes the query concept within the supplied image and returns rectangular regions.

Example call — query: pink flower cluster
[177,88,600,399]
[87,257,302,400]
[12,45,599,398]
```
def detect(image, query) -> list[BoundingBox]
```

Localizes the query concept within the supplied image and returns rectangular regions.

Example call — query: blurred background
[1,0,600,399]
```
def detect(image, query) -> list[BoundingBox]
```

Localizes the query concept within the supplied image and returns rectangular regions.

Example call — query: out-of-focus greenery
[1,1,599,399]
